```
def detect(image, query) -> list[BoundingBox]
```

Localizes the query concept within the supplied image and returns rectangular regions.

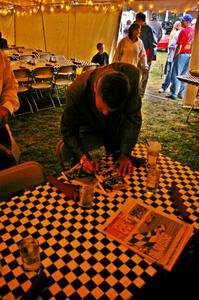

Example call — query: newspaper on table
[101,199,193,271]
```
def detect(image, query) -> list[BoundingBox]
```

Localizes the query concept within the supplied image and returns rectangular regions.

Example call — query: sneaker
[165,94,176,100]
[158,88,165,93]
[178,95,183,99]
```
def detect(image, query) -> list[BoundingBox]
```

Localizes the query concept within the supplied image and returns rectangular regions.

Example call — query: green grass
[9,52,199,176]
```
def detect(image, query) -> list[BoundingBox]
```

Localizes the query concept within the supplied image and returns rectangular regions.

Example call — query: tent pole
[40,6,47,52]
[13,7,16,46]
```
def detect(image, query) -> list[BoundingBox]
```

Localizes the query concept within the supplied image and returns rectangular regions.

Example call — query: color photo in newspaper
[102,199,193,271]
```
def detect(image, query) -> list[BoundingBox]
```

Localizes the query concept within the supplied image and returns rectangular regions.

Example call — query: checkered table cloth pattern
[0,144,199,299]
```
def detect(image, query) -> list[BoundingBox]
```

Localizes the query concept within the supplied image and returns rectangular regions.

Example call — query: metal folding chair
[31,66,56,111]
[13,68,34,115]
[53,65,76,105]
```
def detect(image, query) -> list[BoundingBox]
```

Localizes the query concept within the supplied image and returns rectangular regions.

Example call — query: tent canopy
[0,1,198,13]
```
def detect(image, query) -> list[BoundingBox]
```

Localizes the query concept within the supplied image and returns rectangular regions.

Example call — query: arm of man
[61,73,98,169]
[174,30,184,58]
[113,64,142,175]
[148,26,157,62]
[105,53,109,65]
[0,53,19,123]
[119,64,142,156]
[112,39,124,63]
[139,40,148,70]
[61,84,85,161]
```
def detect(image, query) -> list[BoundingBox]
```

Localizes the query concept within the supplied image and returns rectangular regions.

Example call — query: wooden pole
[13,6,16,46]
[40,5,47,52]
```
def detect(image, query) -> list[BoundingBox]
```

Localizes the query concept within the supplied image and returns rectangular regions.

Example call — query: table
[0,144,199,300]
[177,74,199,86]
[177,74,199,122]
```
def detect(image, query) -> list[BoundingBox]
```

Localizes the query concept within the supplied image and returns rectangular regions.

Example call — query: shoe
[158,88,165,93]
[165,94,176,100]
[178,95,183,99]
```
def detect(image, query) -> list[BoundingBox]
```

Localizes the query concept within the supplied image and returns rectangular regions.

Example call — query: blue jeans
[161,61,172,91]
[170,53,191,98]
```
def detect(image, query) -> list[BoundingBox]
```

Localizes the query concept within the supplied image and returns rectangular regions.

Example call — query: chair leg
[56,139,65,170]
[186,105,194,123]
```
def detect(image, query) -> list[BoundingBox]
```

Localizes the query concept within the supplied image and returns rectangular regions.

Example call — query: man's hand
[80,154,99,174]
[0,107,10,126]
[116,154,134,177]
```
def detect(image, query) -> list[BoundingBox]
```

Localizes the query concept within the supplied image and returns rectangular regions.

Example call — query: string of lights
[0,0,198,16]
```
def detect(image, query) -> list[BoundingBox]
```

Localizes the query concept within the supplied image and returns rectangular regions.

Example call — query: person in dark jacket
[0,32,8,49]
[60,63,142,177]
[91,43,109,66]
[134,13,157,96]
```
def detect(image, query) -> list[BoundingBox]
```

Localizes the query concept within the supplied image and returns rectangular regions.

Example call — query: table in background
[177,74,199,87]
[177,74,199,122]
[0,144,199,299]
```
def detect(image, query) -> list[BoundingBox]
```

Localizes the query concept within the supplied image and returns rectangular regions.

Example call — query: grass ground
[10,52,199,176]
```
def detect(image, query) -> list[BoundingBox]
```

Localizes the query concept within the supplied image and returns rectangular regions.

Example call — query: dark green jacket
[61,63,141,160]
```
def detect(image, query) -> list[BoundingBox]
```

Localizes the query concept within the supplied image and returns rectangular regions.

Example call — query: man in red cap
[167,14,195,100]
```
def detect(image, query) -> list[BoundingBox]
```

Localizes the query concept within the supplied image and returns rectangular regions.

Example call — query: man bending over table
[60,62,142,177]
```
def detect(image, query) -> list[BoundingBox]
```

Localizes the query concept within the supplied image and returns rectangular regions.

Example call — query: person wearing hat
[167,14,195,100]
[60,63,142,177]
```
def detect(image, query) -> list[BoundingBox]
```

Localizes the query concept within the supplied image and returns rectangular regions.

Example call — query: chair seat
[35,74,53,79]
[17,77,32,83]
[31,83,52,89]
[58,72,73,76]
[18,86,29,93]
[54,78,73,86]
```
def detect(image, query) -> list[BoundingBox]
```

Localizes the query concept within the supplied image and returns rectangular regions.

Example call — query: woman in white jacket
[112,23,148,72]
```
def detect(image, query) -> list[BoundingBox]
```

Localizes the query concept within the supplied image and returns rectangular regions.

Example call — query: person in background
[0,51,20,170]
[159,21,182,93]
[91,43,109,66]
[60,63,142,177]
[167,14,195,100]
[134,12,157,96]
[123,19,132,37]
[148,13,163,43]
[112,23,148,84]
[112,23,148,69]
[0,32,8,49]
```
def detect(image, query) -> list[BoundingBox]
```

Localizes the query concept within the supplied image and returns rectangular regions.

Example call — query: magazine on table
[101,199,193,271]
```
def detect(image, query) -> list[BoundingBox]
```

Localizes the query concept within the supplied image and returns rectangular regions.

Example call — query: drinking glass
[20,236,41,272]
[146,167,161,194]
[79,185,94,209]
[147,141,161,167]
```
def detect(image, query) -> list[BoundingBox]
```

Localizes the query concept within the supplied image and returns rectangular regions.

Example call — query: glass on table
[146,167,161,194]
[79,185,94,209]
[146,141,161,167]
[19,236,41,272]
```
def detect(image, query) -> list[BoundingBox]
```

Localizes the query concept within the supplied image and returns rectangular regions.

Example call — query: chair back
[39,53,53,61]
[0,161,45,199]
[32,66,54,81]
[19,54,35,61]
[13,68,32,83]
[57,65,76,78]
[82,64,98,73]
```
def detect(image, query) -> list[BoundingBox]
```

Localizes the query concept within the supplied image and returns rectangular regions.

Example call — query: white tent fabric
[0,7,120,61]
[0,1,198,105]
